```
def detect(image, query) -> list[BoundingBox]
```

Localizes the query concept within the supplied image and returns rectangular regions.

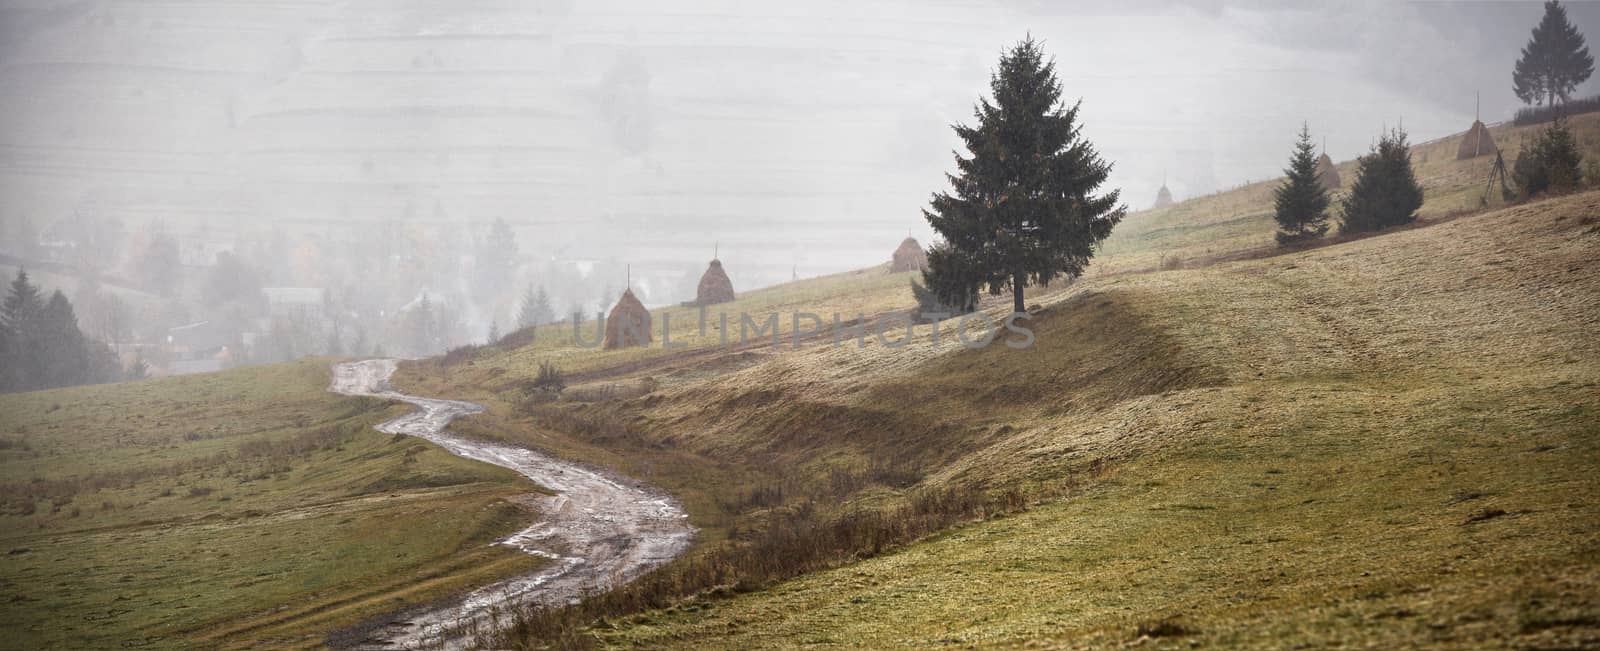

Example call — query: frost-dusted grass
[0,360,541,650]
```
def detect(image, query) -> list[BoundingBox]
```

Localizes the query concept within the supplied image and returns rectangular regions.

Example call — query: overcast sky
[1,0,1596,292]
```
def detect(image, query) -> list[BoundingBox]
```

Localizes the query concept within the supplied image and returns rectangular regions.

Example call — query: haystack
[1316,153,1341,190]
[1456,120,1497,160]
[1152,184,1175,209]
[890,237,928,273]
[602,288,651,350]
[694,259,736,305]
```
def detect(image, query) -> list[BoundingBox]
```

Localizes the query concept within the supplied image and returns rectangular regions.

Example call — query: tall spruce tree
[1273,124,1332,246]
[922,36,1125,315]
[1514,1,1595,108]
[1340,128,1425,235]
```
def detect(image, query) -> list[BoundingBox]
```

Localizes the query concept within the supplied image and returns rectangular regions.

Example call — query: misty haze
[1,1,1598,650]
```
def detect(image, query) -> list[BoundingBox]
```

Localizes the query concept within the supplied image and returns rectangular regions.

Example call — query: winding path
[328,359,694,649]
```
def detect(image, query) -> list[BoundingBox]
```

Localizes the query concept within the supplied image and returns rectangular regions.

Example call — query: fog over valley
[1,0,1597,356]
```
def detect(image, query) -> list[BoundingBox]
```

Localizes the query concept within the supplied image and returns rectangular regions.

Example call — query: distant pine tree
[2,269,43,329]
[1273,124,1332,246]
[1340,128,1425,235]
[2,270,45,391]
[487,320,501,344]
[1514,1,1595,108]
[1514,117,1586,197]
[40,291,90,388]
[518,284,554,329]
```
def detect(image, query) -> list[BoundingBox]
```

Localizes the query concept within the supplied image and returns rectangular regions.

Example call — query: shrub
[1340,128,1424,235]
[1514,118,1585,198]
[533,361,565,393]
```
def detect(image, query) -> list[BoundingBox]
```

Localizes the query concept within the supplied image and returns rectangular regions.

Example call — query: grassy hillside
[572,189,1599,650]
[1095,112,1600,275]
[0,360,543,650]
[391,132,1600,646]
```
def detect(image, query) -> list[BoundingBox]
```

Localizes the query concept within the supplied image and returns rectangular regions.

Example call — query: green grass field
[0,360,543,649]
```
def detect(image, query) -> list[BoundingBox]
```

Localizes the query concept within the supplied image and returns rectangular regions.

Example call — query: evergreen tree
[2,270,45,391]
[138,227,182,297]
[1514,1,1595,108]
[487,320,501,344]
[1273,124,1332,246]
[1340,128,1425,235]
[1514,117,1586,197]
[86,339,121,384]
[40,291,89,388]
[911,241,981,317]
[518,284,554,329]
[2,269,43,329]
[922,37,1125,314]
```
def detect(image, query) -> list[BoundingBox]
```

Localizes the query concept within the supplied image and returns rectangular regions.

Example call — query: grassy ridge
[0,360,543,649]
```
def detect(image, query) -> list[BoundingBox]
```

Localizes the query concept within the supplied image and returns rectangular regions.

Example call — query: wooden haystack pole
[1316,153,1341,190]
[890,237,928,272]
[602,288,651,350]
[1456,120,1498,160]
[695,258,736,305]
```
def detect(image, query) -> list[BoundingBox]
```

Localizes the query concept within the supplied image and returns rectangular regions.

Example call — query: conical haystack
[890,237,928,273]
[1315,153,1341,190]
[602,288,651,350]
[1151,184,1175,209]
[695,259,736,305]
[1456,120,1497,160]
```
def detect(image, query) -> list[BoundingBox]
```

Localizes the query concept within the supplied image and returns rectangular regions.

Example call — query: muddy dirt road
[328,359,694,649]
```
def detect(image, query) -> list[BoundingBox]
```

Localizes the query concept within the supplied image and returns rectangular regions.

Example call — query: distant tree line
[1513,94,1600,126]
[1,270,133,393]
